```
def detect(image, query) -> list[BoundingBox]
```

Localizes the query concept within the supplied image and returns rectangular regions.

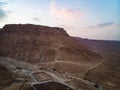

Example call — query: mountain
[0,24,101,73]
[75,37,120,56]
[1,24,119,90]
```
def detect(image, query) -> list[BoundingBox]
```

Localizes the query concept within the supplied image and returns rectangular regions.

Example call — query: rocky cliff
[1,24,69,36]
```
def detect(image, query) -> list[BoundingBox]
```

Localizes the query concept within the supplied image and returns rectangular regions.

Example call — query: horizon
[0,0,120,40]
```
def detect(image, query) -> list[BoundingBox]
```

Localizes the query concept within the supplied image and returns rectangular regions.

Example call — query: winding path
[28,71,75,90]
[0,52,105,90]
[28,67,104,90]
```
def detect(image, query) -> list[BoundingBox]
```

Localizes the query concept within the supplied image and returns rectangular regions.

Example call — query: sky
[0,0,120,40]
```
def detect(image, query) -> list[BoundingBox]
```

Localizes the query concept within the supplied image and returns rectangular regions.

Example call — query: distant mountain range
[74,37,120,56]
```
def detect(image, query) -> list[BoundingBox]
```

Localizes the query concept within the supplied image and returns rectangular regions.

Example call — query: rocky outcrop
[1,24,69,36]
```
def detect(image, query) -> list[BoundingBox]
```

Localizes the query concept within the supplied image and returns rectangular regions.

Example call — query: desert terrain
[0,24,120,90]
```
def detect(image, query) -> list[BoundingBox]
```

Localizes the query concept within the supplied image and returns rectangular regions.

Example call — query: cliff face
[1,24,69,36]
[0,24,101,73]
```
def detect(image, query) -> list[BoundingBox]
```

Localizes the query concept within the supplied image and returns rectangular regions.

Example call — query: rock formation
[0,24,101,73]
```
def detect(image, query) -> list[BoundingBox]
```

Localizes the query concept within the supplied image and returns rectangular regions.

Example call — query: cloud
[97,22,114,28]
[32,17,40,21]
[0,1,7,20]
[0,8,6,18]
[0,2,6,6]
[49,0,84,21]
[87,21,114,29]
[0,0,14,3]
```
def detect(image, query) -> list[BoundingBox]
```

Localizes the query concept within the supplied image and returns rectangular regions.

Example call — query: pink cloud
[49,0,84,21]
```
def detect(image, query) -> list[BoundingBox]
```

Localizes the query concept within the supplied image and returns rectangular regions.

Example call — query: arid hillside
[75,37,120,56]
[0,24,119,90]
[0,24,101,73]
[74,37,120,90]
[0,65,15,89]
